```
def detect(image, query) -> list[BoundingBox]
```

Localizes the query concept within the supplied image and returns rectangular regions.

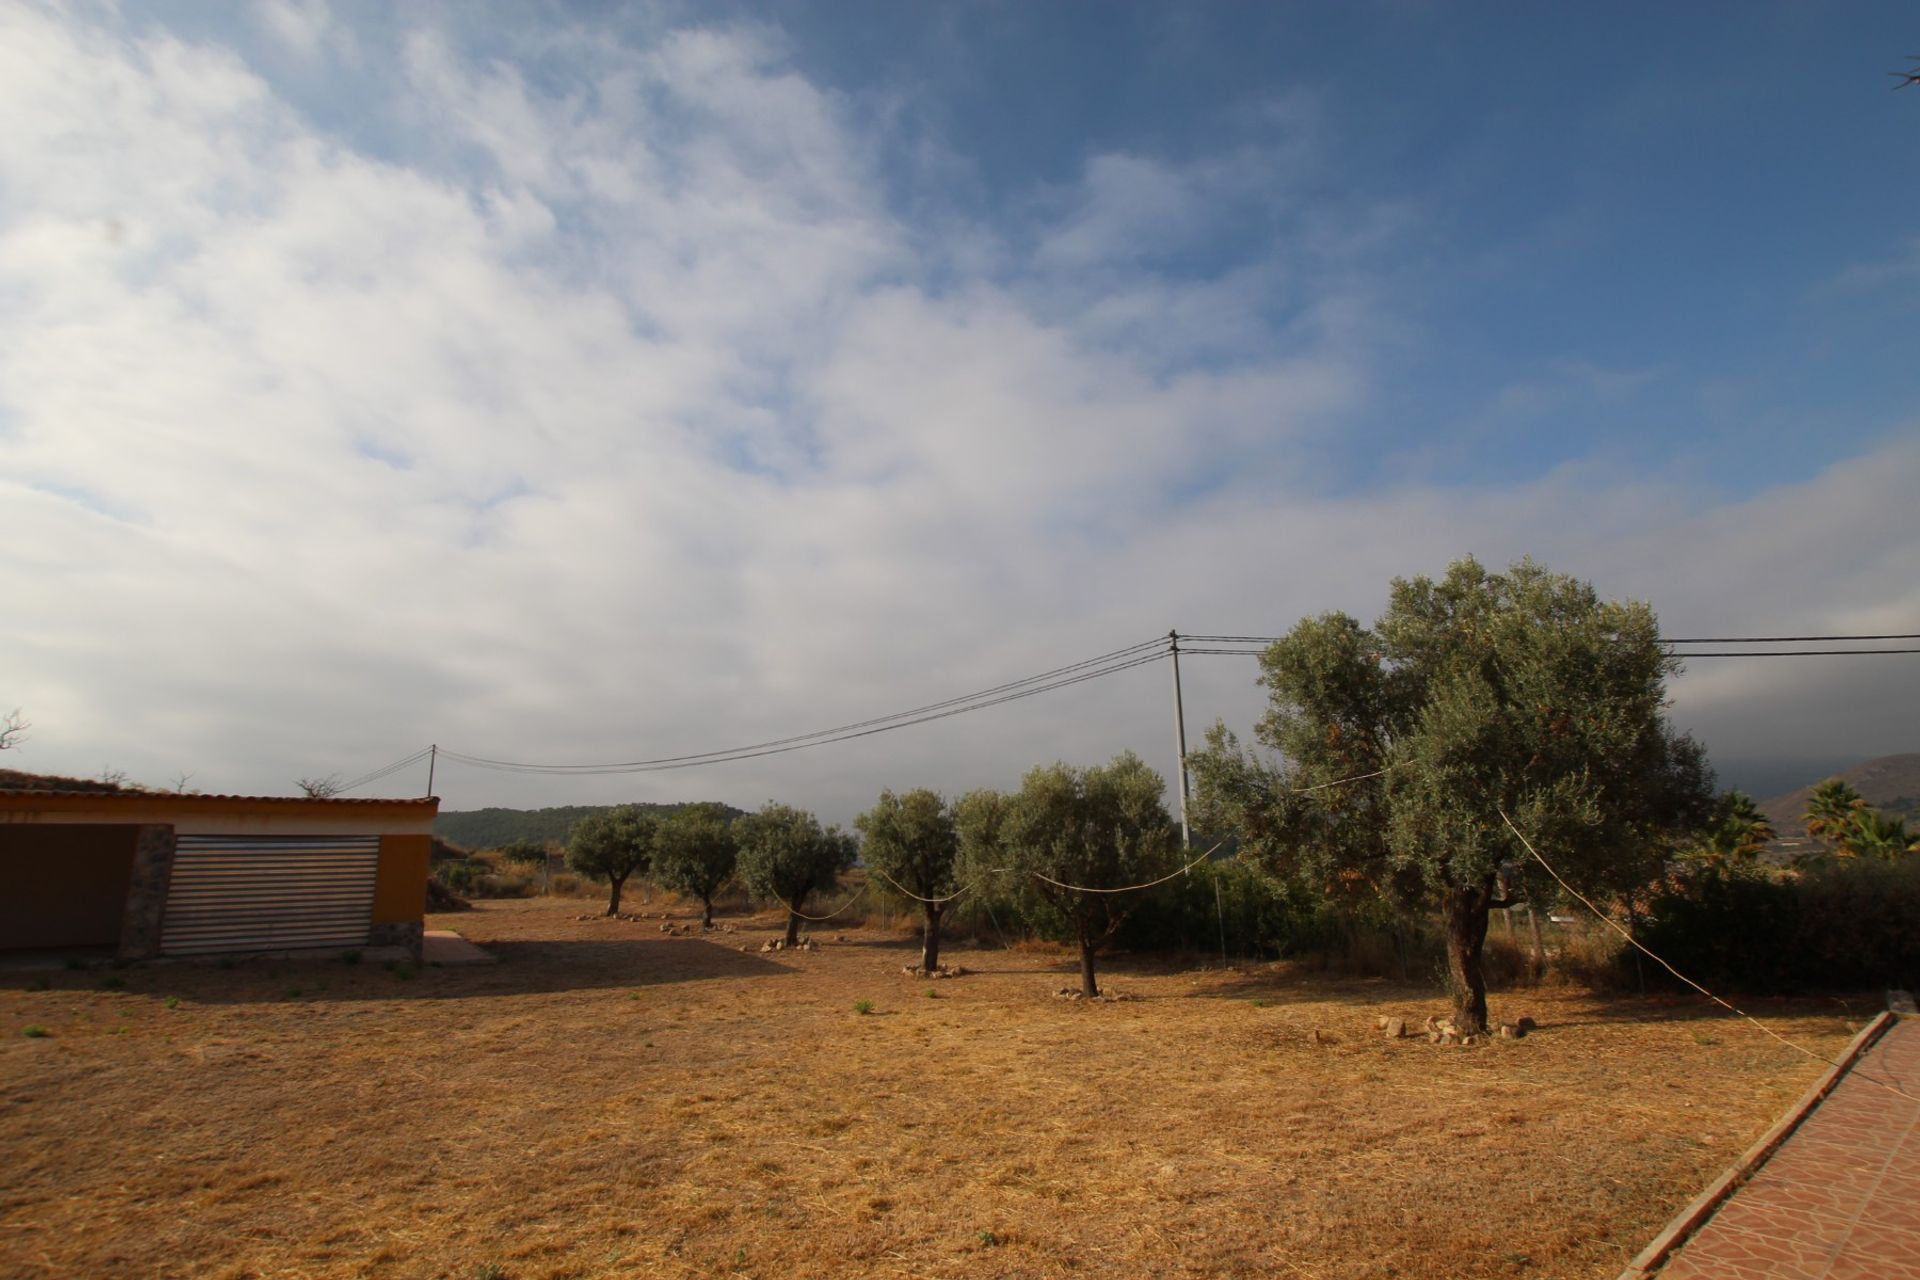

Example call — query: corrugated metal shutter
[161,835,379,956]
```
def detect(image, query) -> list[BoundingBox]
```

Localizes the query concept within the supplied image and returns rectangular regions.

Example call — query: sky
[2,0,1917,822]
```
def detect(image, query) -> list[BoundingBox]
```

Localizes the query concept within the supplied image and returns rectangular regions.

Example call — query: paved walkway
[1654,1015,1920,1280]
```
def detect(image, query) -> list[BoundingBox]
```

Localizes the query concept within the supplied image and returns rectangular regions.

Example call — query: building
[0,787,438,962]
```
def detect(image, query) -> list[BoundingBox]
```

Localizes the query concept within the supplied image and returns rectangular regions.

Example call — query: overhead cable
[438,645,1169,776]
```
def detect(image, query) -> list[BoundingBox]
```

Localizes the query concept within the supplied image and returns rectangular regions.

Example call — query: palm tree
[1804,779,1866,856]
[1848,808,1917,861]
[1693,790,1776,865]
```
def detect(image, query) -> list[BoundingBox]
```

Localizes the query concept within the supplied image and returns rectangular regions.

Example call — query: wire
[1664,633,1920,644]
[333,747,434,795]
[1179,647,1920,659]
[776,880,872,922]
[867,864,987,906]
[439,647,1169,776]
[1029,844,1222,896]
[1498,809,1917,1104]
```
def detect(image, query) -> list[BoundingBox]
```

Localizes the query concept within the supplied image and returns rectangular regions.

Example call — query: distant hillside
[1759,753,1920,835]
[435,801,746,850]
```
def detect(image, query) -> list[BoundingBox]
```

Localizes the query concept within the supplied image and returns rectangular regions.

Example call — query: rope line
[1498,809,1917,1103]
[777,880,873,923]
[1029,845,1222,896]
[867,864,982,905]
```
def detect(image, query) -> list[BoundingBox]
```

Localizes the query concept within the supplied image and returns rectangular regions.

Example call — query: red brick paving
[1657,1016,1920,1279]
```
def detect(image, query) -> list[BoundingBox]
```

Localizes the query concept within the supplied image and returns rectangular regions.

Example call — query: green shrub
[22,1025,49,1038]
[852,999,874,1016]
[434,860,477,895]
[1636,858,1920,992]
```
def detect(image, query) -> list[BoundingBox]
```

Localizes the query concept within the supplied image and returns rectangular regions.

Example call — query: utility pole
[426,744,437,799]
[1169,630,1191,850]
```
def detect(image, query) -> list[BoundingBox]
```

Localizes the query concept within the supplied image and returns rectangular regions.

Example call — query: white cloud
[0,7,1913,820]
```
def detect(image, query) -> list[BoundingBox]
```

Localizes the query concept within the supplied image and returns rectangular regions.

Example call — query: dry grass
[0,898,1871,1280]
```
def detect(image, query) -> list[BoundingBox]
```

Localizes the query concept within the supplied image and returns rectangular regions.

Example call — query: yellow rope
[1499,809,1916,1104]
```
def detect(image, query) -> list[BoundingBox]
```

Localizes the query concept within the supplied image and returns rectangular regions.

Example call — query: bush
[1114,858,1311,958]
[1636,859,1920,993]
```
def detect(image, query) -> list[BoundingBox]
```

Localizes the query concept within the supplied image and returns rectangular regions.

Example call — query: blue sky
[2,1,1916,816]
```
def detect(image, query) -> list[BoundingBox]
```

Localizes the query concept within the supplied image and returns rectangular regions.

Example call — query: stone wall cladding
[369,919,424,962]
[118,824,177,961]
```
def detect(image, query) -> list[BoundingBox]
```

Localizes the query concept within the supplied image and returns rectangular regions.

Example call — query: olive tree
[857,788,960,972]
[972,752,1178,998]
[653,802,740,928]
[735,802,857,946]
[566,806,659,916]
[1191,556,1713,1034]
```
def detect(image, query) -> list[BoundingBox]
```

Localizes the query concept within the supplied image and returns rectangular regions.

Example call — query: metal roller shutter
[162,835,379,956]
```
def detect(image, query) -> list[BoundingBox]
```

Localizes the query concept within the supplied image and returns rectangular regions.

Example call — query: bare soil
[0,897,1870,1280]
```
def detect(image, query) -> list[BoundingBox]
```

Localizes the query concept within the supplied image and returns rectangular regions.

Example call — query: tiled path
[1656,1015,1920,1279]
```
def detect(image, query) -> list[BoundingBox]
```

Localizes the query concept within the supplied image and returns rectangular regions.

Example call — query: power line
[333,747,434,795]
[1180,646,1920,658]
[1183,632,1920,648]
[437,646,1170,777]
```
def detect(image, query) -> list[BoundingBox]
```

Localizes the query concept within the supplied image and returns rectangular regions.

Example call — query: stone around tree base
[901,964,968,979]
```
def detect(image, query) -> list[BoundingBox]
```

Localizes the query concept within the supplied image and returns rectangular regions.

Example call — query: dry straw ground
[0,897,1869,1280]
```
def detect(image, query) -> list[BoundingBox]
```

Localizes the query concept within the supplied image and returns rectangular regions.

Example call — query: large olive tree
[968,752,1178,998]
[652,802,740,928]
[735,803,857,946]
[566,805,660,916]
[856,788,960,972]
[1191,556,1712,1034]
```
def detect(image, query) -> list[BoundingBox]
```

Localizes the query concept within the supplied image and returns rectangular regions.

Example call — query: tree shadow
[0,936,795,1006]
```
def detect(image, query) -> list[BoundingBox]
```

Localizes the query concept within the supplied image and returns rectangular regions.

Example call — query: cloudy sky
[4,1,1917,820]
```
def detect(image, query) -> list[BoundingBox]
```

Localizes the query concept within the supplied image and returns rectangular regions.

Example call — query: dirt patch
[0,897,1867,1279]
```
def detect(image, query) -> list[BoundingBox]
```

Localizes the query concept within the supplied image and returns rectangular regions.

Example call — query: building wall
[0,824,139,950]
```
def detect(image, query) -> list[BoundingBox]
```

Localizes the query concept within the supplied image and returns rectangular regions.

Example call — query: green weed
[852,999,874,1016]
[22,1026,49,1039]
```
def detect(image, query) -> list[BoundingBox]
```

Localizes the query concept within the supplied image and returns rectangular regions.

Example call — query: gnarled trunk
[606,873,628,917]
[700,893,715,929]
[921,902,943,972]
[1077,918,1099,998]
[784,908,802,947]
[1443,880,1494,1034]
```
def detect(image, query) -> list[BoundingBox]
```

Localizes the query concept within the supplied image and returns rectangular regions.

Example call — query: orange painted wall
[1,824,138,949]
[373,833,431,924]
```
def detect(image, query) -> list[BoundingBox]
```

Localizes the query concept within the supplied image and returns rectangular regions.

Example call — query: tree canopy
[1191,556,1713,1033]
[566,805,660,916]
[735,802,857,945]
[652,801,741,928]
[966,751,1178,997]
[856,788,961,972]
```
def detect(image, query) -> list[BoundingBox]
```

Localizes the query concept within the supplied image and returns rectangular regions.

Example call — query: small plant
[852,999,874,1016]
[22,1026,49,1039]
[644,1039,653,1048]
[473,1264,505,1280]
[341,950,362,965]
[285,987,303,999]
[1249,998,1267,1008]
[977,1230,1000,1248]
[925,988,938,999]
[734,1248,747,1266]
[385,961,417,980]
[164,996,181,1010]
[99,976,126,991]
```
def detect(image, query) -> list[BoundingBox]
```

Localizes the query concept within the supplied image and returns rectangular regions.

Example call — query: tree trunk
[606,873,628,917]
[921,903,943,972]
[1526,903,1546,979]
[784,909,802,947]
[1077,919,1100,998]
[1443,881,1493,1034]
[700,893,714,929]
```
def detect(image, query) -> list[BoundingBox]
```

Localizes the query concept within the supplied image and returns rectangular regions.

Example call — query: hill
[1758,752,1920,835]
[434,801,746,850]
